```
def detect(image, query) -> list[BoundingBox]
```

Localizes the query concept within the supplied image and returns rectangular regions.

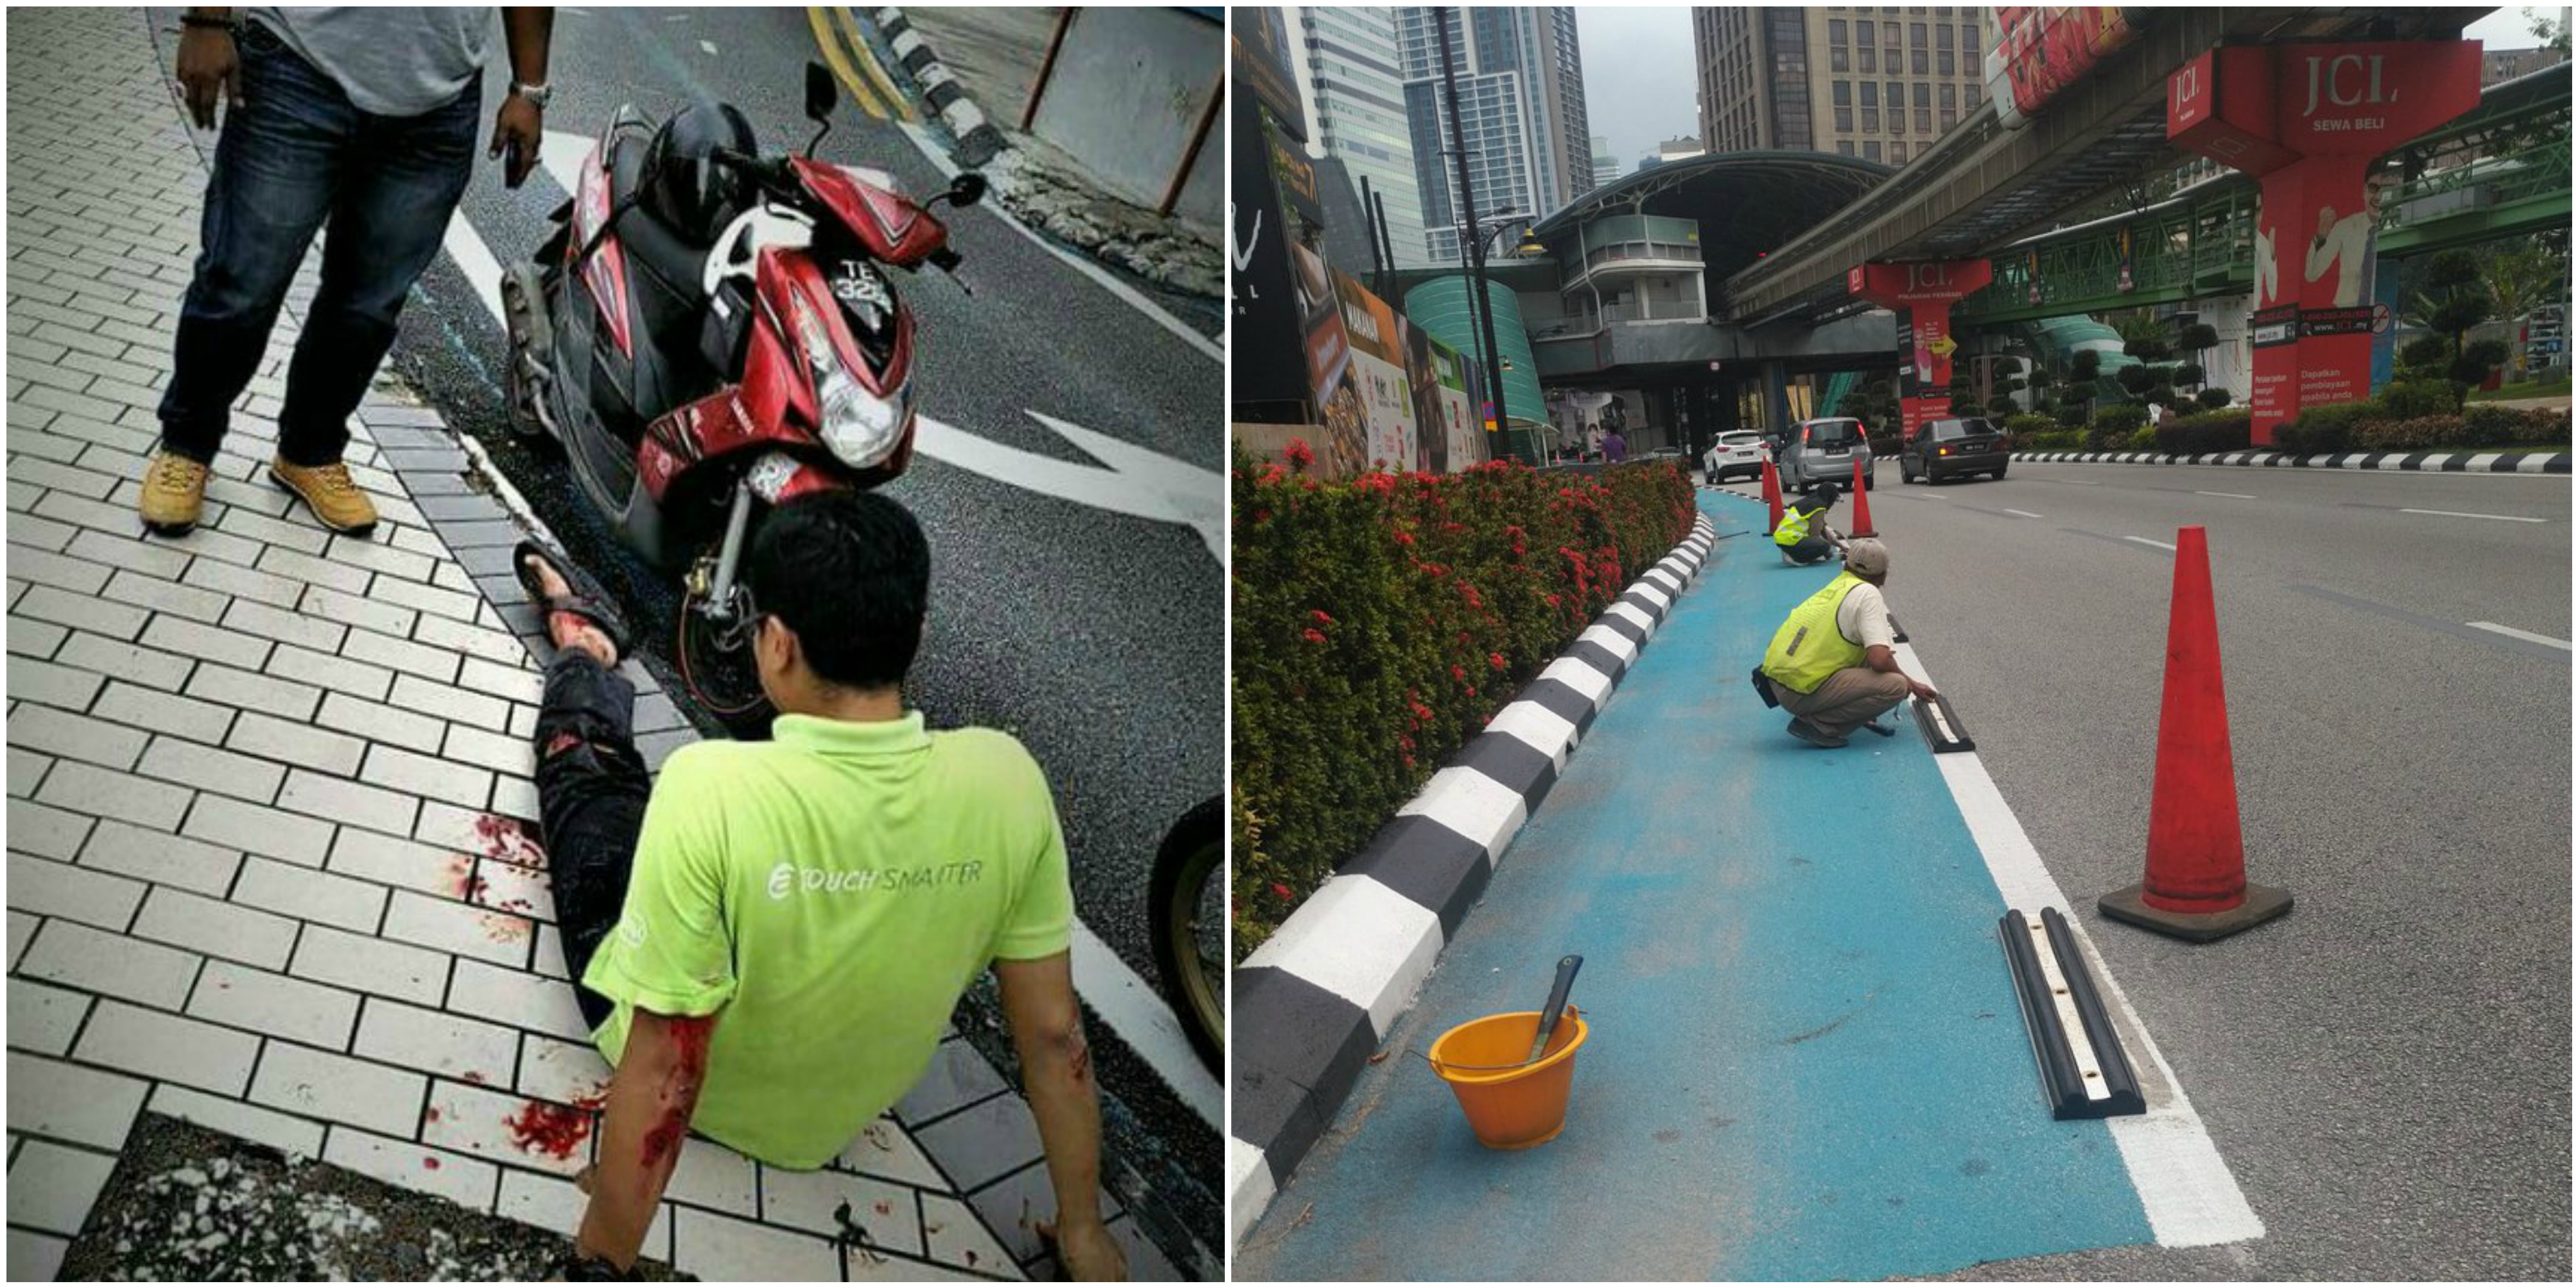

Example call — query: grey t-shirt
[250,7,496,117]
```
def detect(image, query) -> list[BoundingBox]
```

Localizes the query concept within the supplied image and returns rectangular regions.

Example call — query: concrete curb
[867,6,1010,166]
[2017,448,2571,473]
[1226,512,1721,1248]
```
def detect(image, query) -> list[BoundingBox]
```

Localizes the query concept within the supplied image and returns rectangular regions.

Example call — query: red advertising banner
[1988,6,2138,130]
[2169,41,2482,442]
[1852,261,1991,440]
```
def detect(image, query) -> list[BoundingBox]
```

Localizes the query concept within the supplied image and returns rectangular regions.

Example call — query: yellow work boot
[139,450,212,536]
[269,457,379,536]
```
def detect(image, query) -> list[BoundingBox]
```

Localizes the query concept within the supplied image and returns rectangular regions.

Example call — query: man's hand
[1038,1216,1127,1281]
[1908,677,1939,700]
[491,94,543,188]
[175,23,240,130]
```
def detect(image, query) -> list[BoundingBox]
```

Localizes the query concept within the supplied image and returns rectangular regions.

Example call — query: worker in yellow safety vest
[1757,539,1936,747]
[1774,482,1843,566]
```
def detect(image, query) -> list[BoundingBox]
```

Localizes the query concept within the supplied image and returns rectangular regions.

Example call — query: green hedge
[1231,454,1695,957]
[2279,397,2571,453]
[2154,410,2252,456]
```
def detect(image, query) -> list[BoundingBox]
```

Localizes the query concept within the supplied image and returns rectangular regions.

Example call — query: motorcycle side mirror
[940,172,987,209]
[805,62,837,122]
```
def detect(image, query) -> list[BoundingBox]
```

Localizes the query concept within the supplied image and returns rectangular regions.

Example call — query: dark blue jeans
[159,19,480,466]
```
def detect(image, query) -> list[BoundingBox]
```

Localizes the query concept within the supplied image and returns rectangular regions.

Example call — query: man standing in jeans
[511,493,1126,1281]
[139,7,553,537]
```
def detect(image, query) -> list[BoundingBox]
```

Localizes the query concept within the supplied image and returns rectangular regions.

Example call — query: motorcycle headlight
[792,293,906,469]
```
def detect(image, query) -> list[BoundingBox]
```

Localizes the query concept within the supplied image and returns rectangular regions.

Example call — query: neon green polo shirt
[581,711,1073,1170]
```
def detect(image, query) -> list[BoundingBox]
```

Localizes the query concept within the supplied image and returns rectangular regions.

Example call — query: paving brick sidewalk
[6,10,1157,1281]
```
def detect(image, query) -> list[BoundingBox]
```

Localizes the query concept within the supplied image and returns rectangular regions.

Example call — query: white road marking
[2058,479,2101,486]
[913,411,1222,560]
[2399,508,2545,524]
[2005,508,2045,519]
[698,39,718,55]
[2125,536,2178,551]
[2466,621,2573,650]
[2196,491,2256,499]
[897,119,1223,364]
[1071,920,1222,1128]
[1892,640,2267,1250]
[435,164,1220,1113]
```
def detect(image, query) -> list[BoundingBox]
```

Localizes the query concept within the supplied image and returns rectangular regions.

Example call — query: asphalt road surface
[210,5,1227,1261]
[1839,461,2570,1280]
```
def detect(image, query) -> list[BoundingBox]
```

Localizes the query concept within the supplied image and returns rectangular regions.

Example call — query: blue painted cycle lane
[1238,491,2157,1281]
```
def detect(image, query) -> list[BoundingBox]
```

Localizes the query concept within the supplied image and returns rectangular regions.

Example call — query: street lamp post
[1433,6,1516,459]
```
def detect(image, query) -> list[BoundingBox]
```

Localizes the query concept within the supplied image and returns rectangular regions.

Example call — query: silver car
[1777,416,1874,493]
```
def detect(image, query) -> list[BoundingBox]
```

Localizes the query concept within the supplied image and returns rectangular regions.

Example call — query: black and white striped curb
[1227,511,1720,1247]
[2018,448,2571,473]
[867,7,1009,166]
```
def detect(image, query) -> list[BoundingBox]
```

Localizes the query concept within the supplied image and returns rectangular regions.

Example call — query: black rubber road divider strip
[1914,689,1975,753]
[1998,908,2146,1120]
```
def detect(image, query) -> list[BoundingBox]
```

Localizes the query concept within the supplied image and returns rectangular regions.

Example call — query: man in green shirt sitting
[515,492,1122,1280]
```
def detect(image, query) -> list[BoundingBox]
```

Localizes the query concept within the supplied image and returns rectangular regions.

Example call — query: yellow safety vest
[1773,505,1819,548]
[1761,571,1868,694]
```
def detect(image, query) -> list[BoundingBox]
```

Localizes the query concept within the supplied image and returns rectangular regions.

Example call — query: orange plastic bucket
[1427,1006,1589,1149]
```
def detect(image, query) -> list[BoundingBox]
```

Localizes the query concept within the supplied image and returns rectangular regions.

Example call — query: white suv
[1703,431,1768,483]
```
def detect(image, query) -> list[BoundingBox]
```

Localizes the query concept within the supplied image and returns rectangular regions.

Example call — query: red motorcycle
[501,65,982,721]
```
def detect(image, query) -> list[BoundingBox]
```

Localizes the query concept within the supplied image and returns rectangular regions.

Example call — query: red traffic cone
[1847,455,1878,538]
[2098,526,2292,942]
[1761,456,1783,534]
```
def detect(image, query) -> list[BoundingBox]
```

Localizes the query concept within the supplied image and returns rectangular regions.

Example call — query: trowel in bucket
[1521,955,1585,1065]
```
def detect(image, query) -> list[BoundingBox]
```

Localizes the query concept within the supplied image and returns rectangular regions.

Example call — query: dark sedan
[1900,417,2011,484]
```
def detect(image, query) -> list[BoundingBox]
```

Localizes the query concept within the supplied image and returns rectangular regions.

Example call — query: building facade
[1396,6,1595,263]
[1285,5,1429,268]
[1694,6,1992,166]
[1591,134,1621,188]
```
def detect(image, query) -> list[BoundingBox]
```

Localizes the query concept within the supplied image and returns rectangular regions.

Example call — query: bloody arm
[994,953,1124,1280]
[574,1008,715,1272]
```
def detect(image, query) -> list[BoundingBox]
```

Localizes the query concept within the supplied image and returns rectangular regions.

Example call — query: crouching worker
[1756,539,1935,748]
[514,492,1125,1281]
[1774,482,1844,566]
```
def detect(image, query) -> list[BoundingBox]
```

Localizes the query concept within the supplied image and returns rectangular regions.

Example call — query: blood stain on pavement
[474,814,549,869]
[506,1098,602,1161]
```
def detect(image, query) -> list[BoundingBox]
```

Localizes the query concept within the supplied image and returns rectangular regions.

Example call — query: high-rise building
[1396,6,1595,264]
[1590,134,1621,188]
[1284,6,1428,268]
[1694,7,1992,168]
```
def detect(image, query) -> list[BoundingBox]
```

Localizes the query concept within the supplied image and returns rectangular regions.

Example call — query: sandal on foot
[512,539,633,659]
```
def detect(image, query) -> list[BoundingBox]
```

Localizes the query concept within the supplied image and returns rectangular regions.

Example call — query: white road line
[2466,621,2573,650]
[2125,536,2178,551]
[1891,640,2266,1250]
[897,120,1223,364]
[1071,920,1222,1129]
[2005,508,2044,519]
[2195,491,2256,499]
[434,193,1218,1120]
[698,39,718,55]
[2399,508,2546,524]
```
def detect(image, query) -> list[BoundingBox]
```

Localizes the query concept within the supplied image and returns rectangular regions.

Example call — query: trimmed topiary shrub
[2462,404,2571,448]
[2275,399,2374,454]
[1231,454,1694,956]
[2196,387,2234,410]
[2375,381,2455,419]
[2155,409,2253,455]
[2093,403,2149,435]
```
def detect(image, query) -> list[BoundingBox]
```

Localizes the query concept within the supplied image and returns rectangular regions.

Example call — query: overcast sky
[1574,7,2555,182]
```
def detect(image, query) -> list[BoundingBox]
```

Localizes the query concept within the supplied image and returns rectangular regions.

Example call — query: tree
[2481,246,2561,381]
[2403,249,2505,410]
[2530,6,2571,54]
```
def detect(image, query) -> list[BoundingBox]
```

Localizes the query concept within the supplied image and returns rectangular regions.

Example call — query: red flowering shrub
[1231,455,1694,956]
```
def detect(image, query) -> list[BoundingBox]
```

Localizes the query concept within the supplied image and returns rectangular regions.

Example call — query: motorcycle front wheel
[1149,799,1225,1070]
[675,579,775,738]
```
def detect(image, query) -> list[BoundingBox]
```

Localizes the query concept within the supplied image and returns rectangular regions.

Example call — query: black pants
[1781,535,1832,564]
[533,653,650,1031]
